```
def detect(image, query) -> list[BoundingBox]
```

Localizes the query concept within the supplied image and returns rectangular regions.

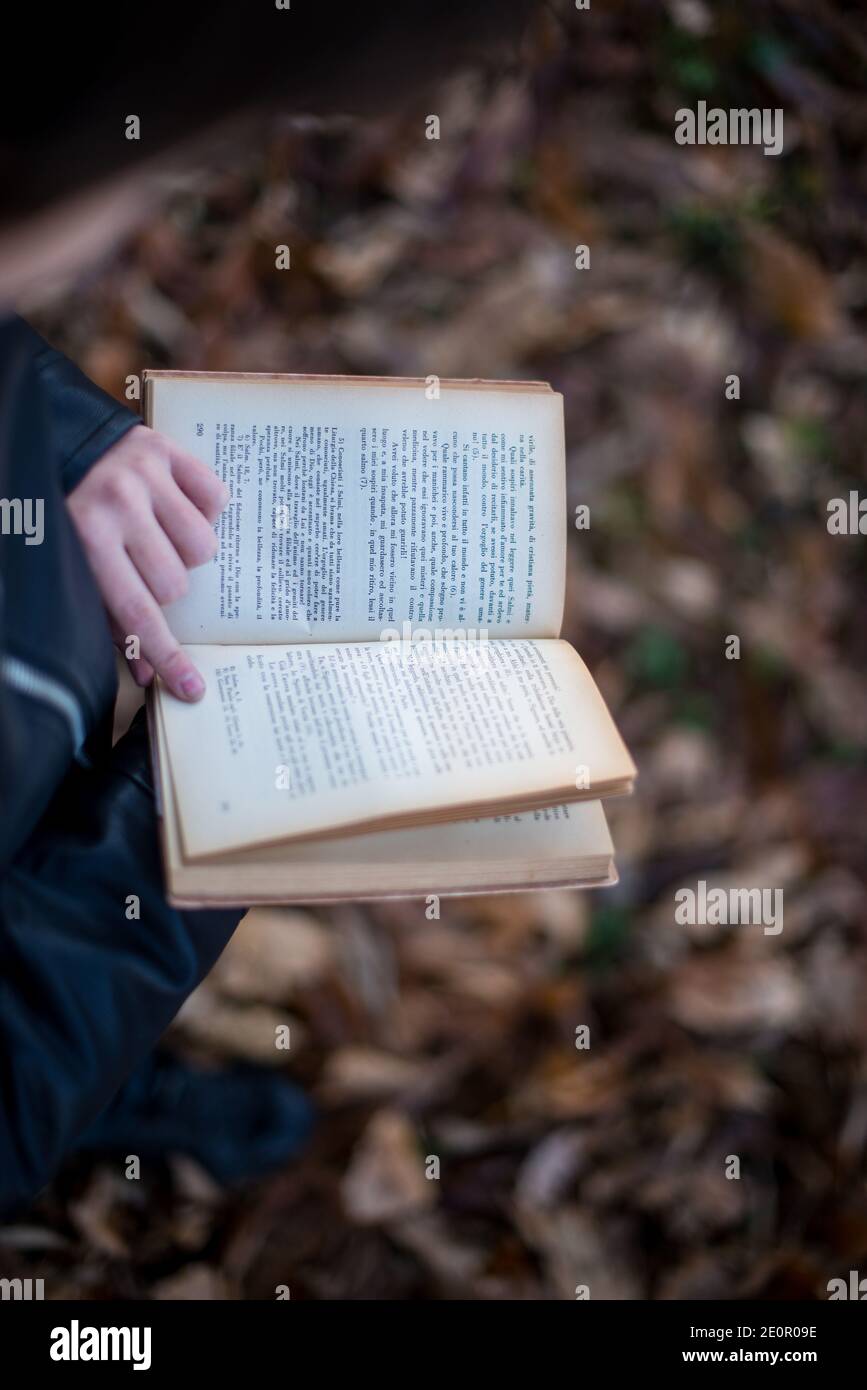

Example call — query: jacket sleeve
[7,316,140,493]
[0,710,243,1216]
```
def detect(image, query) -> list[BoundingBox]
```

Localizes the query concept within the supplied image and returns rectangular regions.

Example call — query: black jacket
[0,317,241,1215]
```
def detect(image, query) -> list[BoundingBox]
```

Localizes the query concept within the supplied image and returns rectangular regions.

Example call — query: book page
[146,374,565,643]
[152,700,615,902]
[157,637,635,858]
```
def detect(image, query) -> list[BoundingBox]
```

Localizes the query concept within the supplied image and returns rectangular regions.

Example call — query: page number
[196,422,204,436]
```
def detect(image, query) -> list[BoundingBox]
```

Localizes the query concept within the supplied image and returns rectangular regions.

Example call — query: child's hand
[67,424,228,700]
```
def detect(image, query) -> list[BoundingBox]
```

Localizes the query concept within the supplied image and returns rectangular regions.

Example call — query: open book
[144,371,635,905]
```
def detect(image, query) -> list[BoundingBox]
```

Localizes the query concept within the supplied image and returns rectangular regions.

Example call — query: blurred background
[6,0,867,1298]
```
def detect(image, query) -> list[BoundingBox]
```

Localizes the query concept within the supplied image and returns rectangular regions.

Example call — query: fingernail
[179,673,205,700]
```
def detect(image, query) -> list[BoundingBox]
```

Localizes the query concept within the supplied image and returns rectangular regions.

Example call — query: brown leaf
[341,1109,434,1225]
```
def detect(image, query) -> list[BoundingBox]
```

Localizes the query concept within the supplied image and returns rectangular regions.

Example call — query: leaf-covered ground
[5,0,867,1298]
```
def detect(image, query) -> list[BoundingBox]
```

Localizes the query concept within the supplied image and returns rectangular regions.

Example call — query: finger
[128,656,155,688]
[91,545,205,701]
[150,472,220,570]
[110,619,155,687]
[168,443,230,522]
[125,512,190,608]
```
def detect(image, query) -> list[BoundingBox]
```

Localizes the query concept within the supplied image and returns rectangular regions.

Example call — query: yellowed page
[153,695,614,902]
[157,637,635,859]
[153,696,614,901]
[146,372,565,643]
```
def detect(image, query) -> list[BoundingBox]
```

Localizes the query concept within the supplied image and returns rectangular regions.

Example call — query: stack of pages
[145,371,636,904]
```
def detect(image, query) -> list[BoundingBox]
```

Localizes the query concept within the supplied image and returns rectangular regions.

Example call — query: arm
[7,315,139,493]
[7,317,230,701]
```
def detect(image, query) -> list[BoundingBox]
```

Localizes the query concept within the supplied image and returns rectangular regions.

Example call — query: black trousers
[0,710,244,1216]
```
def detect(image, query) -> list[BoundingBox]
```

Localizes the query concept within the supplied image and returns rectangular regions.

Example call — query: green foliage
[626,626,689,689]
[585,904,633,969]
[667,205,744,278]
[785,416,833,461]
[659,23,718,96]
[672,691,717,731]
